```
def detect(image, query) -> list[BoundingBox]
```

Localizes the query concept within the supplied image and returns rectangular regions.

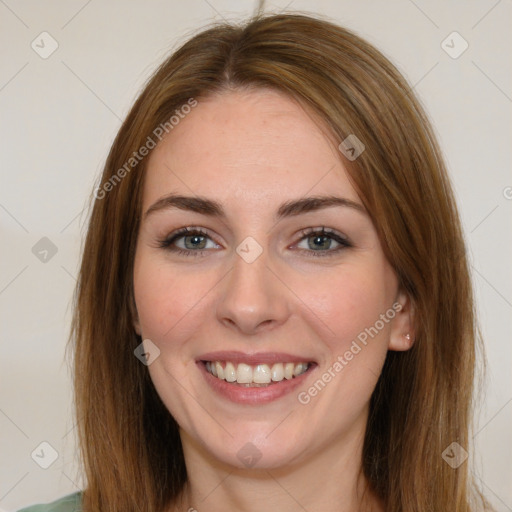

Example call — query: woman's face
[133,88,413,470]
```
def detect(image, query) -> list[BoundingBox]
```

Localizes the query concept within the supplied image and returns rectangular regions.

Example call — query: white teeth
[294,362,308,377]
[224,361,237,382]
[284,362,295,380]
[236,363,252,383]
[271,363,284,382]
[205,360,310,384]
[215,361,224,380]
[253,364,271,384]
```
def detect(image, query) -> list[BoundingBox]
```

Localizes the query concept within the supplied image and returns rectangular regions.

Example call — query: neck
[172,422,384,512]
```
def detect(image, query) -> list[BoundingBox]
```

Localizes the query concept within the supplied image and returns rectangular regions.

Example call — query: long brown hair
[71,12,492,511]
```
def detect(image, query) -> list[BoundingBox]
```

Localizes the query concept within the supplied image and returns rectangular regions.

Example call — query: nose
[215,247,291,335]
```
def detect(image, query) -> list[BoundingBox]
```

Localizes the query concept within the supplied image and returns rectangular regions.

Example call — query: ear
[133,316,142,336]
[388,288,415,351]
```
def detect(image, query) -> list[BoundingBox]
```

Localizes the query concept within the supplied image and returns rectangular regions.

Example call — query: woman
[19,12,493,512]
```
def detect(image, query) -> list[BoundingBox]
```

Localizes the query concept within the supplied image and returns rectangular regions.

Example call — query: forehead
[143,88,360,210]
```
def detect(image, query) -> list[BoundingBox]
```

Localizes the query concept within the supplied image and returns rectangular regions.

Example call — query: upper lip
[197,351,316,365]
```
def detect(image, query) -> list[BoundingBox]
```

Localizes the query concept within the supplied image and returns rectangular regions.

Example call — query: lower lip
[197,361,316,405]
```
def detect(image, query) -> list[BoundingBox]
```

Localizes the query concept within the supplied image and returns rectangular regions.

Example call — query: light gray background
[1,1,511,510]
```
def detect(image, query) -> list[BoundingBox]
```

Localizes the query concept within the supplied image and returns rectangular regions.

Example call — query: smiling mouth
[202,360,315,387]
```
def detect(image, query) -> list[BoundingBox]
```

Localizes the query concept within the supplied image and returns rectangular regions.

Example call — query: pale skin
[133,88,415,512]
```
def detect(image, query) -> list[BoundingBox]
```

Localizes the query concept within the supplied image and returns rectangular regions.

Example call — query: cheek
[295,266,396,424]
[133,252,210,344]
[299,262,395,354]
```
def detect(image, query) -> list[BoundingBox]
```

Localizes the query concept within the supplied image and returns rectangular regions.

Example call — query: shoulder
[17,492,82,512]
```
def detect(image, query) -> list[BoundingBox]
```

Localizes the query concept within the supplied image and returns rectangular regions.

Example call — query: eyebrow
[144,193,367,220]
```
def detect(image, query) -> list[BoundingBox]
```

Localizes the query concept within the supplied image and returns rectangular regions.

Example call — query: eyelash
[158,226,352,258]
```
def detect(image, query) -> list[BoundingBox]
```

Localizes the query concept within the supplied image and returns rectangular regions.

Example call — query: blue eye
[158,226,351,258]
[158,227,219,257]
[295,227,351,257]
